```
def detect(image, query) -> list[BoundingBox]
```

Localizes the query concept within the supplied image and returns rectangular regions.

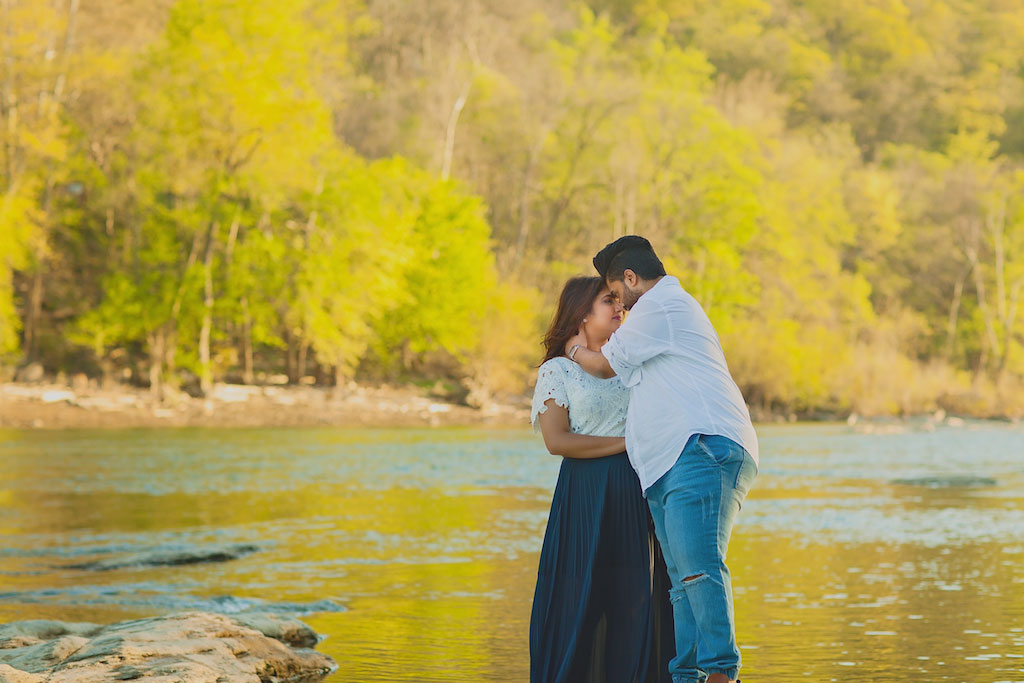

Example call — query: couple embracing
[529,236,759,683]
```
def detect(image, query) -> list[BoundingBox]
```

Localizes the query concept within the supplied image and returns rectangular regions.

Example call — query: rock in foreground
[0,612,336,682]
[66,543,260,571]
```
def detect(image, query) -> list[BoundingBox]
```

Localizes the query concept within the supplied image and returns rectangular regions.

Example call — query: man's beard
[622,283,642,310]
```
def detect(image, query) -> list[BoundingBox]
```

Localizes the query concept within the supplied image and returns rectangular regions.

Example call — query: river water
[1,423,1022,681]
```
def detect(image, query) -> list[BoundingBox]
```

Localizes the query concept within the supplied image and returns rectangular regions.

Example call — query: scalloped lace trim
[531,395,569,431]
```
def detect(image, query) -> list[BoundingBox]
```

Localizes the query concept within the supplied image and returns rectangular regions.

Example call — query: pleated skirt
[529,452,675,683]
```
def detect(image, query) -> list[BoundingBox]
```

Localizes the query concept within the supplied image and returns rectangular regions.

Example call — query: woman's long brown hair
[541,276,605,364]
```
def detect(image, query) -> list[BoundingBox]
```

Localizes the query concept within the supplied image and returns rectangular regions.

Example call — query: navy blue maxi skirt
[529,452,675,683]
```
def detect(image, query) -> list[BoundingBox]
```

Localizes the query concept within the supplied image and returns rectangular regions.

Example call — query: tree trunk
[23,256,44,359]
[333,364,347,399]
[23,167,58,360]
[985,198,1021,377]
[625,183,636,236]
[199,222,217,397]
[241,296,254,385]
[996,278,1023,378]
[612,176,623,238]
[165,325,179,389]
[512,151,537,269]
[51,0,80,108]
[222,208,241,357]
[962,216,998,378]
[943,265,970,363]
[400,339,414,373]
[225,211,240,264]
[1,0,21,185]
[297,340,308,380]
[160,228,203,395]
[148,329,164,400]
[970,257,1001,377]
[441,79,471,181]
[286,331,299,384]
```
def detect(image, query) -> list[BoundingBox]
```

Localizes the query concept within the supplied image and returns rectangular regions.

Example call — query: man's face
[606,276,642,311]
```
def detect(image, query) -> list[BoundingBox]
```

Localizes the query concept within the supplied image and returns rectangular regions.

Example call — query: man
[564,235,758,683]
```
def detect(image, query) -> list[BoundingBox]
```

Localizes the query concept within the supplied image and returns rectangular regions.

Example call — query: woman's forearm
[570,346,616,378]
[542,432,626,459]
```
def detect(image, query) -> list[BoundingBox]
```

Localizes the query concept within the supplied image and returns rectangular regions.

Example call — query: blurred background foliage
[3,0,1024,417]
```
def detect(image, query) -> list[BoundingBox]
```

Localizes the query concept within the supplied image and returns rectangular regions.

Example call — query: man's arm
[567,301,672,383]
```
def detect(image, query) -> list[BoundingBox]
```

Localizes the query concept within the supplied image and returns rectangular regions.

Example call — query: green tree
[369,171,497,373]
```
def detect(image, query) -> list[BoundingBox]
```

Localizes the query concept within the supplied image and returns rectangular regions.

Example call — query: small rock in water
[0,611,336,682]
[231,613,322,648]
[65,543,259,571]
[891,475,997,488]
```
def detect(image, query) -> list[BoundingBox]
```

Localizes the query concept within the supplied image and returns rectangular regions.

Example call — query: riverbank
[2,379,1019,430]
[0,381,529,429]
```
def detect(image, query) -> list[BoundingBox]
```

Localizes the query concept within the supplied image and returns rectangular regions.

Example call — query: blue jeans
[646,434,757,683]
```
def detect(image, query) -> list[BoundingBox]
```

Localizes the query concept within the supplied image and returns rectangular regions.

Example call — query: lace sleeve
[530,360,570,432]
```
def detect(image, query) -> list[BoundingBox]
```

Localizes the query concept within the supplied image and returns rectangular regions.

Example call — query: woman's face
[583,287,624,340]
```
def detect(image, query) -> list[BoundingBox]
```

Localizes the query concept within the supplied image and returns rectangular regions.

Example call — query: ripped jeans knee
[669,572,710,604]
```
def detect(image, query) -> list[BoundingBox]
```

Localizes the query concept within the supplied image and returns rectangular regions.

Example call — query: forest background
[4,0,1024,419]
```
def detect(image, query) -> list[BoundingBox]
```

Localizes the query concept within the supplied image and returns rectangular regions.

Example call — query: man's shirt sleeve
[600,301,672,388]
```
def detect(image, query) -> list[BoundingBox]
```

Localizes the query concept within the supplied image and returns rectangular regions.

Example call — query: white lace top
[530,356,629,437]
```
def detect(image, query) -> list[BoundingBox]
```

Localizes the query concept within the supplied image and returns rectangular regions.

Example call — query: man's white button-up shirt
[601,276,759,493]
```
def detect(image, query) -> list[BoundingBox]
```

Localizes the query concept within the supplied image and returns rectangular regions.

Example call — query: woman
[530,276,674,683]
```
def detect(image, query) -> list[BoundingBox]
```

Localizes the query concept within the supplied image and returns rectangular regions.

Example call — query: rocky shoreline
[2,380,1019,431]
[0,612,336,682]
[0,381,529,430]
[0,543,345,681]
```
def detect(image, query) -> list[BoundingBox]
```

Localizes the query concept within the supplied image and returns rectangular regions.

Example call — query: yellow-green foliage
[466,282,547,405]
[3,0,1024,414]
[0,191,36,355]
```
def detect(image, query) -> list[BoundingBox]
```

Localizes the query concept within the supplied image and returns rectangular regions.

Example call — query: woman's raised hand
[564,326,586,356]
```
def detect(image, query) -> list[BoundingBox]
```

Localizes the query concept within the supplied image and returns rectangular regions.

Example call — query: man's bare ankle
[705,674,736,683]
